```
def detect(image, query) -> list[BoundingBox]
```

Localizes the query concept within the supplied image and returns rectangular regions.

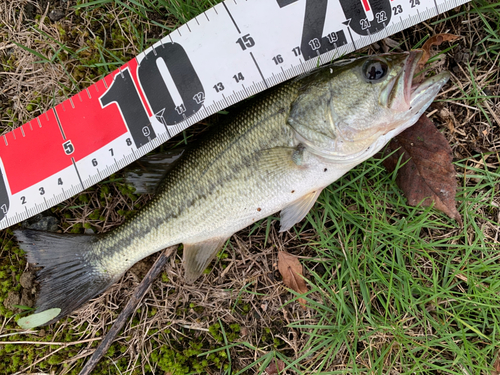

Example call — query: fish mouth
[403,50,422,105]
[406,50,450,110]
[409,68,450,110]
[384,50,450,112]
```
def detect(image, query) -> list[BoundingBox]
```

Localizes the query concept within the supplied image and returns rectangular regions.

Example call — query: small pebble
[21,211,59,232]
[49,9,65,22]
[20,271,34,289]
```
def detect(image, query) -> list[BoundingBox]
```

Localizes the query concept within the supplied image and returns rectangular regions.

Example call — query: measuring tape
[0,0,470,230]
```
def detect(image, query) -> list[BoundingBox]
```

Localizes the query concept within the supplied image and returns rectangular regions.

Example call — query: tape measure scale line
[0,0,471,230]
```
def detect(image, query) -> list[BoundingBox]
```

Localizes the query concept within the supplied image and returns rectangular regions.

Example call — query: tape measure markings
[222,2,241,34]
[0,0,470,230]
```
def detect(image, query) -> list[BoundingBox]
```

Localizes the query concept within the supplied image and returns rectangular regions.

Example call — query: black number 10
[99,43,205,148]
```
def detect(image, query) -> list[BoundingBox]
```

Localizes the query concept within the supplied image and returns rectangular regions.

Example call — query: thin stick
[79,246,176,375]
[0,337,101,346]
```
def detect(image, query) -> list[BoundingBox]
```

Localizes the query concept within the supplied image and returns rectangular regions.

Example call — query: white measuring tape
[0,0,470,230]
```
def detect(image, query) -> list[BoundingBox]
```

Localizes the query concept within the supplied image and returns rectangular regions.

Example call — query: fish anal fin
[183,237,229,283]
[280,189,323,232]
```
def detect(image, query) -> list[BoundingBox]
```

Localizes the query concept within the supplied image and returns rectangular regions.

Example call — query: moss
[99,184,110,198]
[88,209,101,220]
[234,300,251,316]
[78,194,89,203]
[148,307,157,317]
[0,325,90,374]
[208,322,241,343]
[273,337,283,347]
[150,340,225,375]
[47,354,62,365]
[56,25,66,37]
[70,223,83,233]
[0,238,26,318]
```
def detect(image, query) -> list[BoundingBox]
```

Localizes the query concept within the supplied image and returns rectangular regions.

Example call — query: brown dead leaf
[265,359,285,375]
[278,251,308,309]
[493,351,500,375]
[381,115,462,224]
[492,349,500,375]
[415,33,460,79]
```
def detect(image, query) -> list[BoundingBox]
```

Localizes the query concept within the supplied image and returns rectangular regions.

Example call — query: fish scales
[96,81,303,274]
[14,51,450,326]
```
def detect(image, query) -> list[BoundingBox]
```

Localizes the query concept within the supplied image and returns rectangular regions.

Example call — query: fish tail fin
[14,229,116,326]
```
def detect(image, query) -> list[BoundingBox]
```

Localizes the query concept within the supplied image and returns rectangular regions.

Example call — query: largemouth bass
[15,51,450,326]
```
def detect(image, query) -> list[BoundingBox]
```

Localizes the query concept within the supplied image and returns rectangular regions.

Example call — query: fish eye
[362,59,389,82]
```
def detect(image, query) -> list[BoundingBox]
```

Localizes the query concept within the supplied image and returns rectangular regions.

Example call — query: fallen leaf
[415,33,460,79]
[493,351,500,375]
[278,251,308,309]
[17,308,61,329]
[381,115,462,224]
[240,327,249,337]
[266,359,285,374]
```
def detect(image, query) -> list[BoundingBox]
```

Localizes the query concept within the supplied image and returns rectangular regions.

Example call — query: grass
[292,154,499,374]
[0,0,499,374]
[203,151,500,374]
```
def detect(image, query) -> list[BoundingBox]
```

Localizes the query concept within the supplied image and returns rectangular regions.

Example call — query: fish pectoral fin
[257,146,304,178]
[183,237,229,283]
[280,189,323,232]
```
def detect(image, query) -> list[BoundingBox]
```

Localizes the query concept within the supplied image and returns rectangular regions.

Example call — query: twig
[0,43,15,51]
[79,246,176,375]
[0,337,101,345]
[0,330,37,338]
[180,324,209,332]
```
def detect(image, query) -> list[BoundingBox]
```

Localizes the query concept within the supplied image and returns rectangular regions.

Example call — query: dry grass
[0,0,499,374]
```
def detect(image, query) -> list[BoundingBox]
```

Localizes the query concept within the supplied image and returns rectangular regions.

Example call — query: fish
[14,50,450,326]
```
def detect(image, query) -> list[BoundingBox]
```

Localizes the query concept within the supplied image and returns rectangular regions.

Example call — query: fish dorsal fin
[124,148,185,194]
[183,237,229,283]
[280,189,323,232]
